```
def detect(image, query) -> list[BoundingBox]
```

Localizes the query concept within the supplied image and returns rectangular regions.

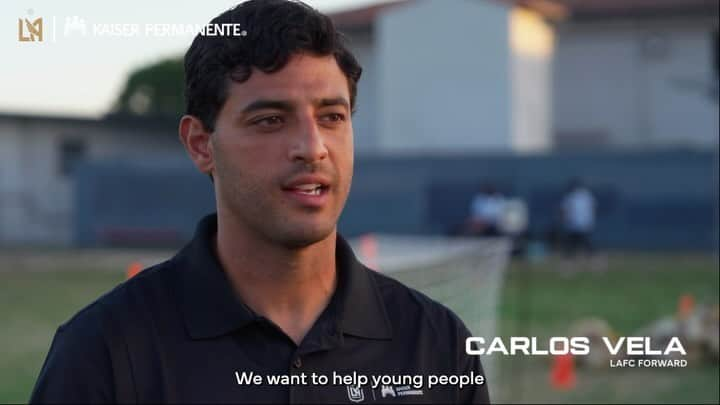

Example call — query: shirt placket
[288,350,304,404]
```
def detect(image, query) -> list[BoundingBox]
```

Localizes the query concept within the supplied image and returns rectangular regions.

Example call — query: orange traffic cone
[360,234,379,271]
[677,294,695,319]
[126,262,143,279]
[550,353,576,390]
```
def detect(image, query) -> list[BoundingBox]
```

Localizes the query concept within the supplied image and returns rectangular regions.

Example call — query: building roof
[329,0,411,30]
[329,0,719,29]
[547,0,719,19]
[0,111,178,134]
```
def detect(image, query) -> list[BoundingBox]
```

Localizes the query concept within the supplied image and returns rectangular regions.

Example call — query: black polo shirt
[30,214,490,404]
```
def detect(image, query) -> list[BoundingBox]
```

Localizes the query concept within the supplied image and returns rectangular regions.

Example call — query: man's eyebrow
[316,97,350,109]
[239,97,350,116]
[240,99,295,115]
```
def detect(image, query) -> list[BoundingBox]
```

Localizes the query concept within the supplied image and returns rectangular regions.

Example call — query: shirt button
[293,357,302,368]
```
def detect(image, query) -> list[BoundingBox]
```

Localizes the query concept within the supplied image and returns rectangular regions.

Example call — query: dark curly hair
[184,0,362,132]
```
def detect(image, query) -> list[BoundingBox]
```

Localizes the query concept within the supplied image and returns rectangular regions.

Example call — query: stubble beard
[215,163,343,250]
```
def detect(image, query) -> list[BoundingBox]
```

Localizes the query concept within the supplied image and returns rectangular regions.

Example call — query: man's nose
[288,114,329,164]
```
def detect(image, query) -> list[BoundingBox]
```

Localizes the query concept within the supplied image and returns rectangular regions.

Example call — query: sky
[3,0,387,118]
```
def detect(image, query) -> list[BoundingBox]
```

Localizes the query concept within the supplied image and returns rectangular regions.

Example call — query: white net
[349,234,512,385]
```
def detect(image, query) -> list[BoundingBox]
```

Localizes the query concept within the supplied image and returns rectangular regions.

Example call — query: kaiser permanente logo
[18,10,247,43]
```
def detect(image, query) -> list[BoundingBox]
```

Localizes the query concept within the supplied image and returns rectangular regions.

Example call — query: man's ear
[179,115,214,176]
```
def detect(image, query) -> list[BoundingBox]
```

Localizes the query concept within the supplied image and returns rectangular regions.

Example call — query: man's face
[210,53,354,248]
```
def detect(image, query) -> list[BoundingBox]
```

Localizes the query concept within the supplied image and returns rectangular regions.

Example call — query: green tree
[110,57,184,117]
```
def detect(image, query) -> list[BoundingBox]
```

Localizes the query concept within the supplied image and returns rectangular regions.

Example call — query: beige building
[331,0,718,152]
[331,0,556,154]
[550,0,719,148]
[0,113,181,246]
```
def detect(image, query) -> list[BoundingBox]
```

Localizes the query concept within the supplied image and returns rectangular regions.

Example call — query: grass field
[493,255,719,404]
[1,250,718,403]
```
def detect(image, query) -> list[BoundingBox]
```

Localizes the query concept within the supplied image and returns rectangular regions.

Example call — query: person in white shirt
[561,179,596,256]
[467,184,505,237]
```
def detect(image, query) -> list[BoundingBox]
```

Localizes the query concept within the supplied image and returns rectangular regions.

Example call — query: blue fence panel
[74,150,719,251]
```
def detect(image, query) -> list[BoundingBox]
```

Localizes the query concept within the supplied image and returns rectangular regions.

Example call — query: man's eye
[320,113,346,123]
[252,116,284,127]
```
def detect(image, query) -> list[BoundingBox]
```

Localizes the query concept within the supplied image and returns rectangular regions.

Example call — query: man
[466,183,505,237]
[561,178,596,257]
[30,1,490,403]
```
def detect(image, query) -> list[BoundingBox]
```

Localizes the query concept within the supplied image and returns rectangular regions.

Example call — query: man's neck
[214,216,337,345]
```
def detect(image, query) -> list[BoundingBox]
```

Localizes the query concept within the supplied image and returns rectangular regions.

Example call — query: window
[59,138,86,176]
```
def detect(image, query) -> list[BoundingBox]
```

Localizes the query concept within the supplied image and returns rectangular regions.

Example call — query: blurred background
[1,0,718,403]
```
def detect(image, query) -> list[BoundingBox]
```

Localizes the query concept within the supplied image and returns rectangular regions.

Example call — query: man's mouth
[290,183,327,196]
[282,175,332,207]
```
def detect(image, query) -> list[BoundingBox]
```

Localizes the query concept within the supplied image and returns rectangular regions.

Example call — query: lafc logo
[347,384,364,402]
[18,16,43,41]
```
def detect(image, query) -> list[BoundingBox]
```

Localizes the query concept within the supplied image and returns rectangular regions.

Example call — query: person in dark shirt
[30,1,490,403]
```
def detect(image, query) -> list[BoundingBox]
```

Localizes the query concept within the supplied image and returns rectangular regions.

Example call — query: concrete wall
[554,17,719,148]
[510,8,554,152]
[344,29,379,154]
[0,122,74,245]
[376,0,512,152]
[0,118,182,246]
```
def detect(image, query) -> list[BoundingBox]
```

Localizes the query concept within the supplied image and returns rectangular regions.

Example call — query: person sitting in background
[466,183,505,237]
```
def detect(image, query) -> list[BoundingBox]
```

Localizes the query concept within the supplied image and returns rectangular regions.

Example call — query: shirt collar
[173,213,393,341]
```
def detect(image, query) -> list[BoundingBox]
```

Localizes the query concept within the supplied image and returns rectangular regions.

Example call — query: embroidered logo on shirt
[380,385,424,399]
[381,385,396,398]
[347,384,365,402]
